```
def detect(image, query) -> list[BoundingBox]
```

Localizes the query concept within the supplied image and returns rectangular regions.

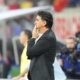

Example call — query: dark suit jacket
[27,29,56,80]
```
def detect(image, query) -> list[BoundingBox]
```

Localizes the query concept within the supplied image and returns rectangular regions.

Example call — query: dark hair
[24,30,32,39]
[37,11,53,29]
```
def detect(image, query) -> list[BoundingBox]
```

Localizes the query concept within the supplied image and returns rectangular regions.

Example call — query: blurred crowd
[0,0,52,11]
[0,0,80,11]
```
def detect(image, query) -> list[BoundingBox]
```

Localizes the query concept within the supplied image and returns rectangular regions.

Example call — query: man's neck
[39,27,49,34]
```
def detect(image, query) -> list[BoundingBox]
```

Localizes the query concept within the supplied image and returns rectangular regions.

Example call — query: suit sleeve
[27,37,55,59]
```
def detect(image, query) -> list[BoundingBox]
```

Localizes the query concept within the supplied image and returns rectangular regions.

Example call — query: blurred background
[0,0,80,79]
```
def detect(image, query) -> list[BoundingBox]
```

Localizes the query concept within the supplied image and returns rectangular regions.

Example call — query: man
[58,37,80,79]
[27,11,56,80]
[13,30,32,80]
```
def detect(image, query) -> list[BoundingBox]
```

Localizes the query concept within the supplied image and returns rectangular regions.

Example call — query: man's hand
[32,25,39,38]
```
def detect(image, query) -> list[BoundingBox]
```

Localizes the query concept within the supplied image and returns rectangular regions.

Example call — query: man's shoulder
[44,30,56,39]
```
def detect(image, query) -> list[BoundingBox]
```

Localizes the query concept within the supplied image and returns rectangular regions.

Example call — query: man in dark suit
[27,11,56,80]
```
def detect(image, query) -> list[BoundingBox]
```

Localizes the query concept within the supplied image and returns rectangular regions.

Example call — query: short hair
[37,11,53,29]
[24,30,32,39]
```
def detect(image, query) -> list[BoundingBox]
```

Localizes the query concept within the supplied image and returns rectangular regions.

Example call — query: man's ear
[43,20,47,26]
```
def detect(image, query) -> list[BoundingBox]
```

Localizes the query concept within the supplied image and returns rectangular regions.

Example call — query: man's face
[35,15,46,29]
[19,31,28,45]
[65,38,76,49]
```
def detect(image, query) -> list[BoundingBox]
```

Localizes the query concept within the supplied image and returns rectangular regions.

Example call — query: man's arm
[27,37,56,59]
